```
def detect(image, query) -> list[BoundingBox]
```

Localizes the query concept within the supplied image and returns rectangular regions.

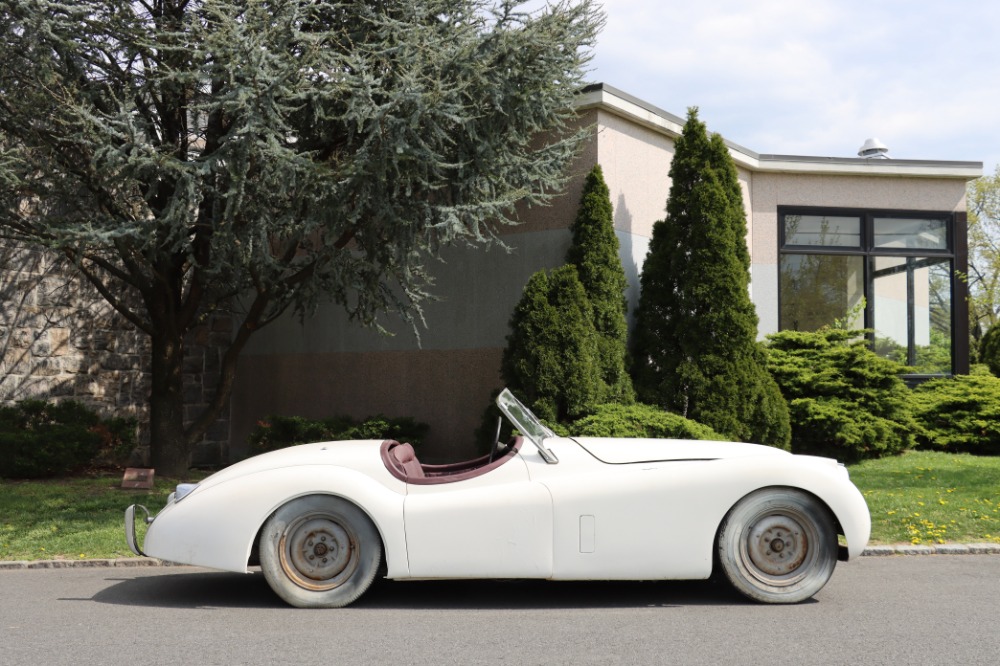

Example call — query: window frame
[777,205,969,377]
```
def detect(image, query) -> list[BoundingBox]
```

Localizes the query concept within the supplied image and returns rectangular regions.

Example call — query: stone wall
[0,244,230,467]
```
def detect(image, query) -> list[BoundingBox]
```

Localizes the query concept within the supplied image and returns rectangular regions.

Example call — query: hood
[570,437,789,464]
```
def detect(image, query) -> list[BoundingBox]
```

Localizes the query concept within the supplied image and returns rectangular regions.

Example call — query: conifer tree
[501,265,603,423]
[0,0,601,473]
[631,108,790,448]
[566,165,634,403]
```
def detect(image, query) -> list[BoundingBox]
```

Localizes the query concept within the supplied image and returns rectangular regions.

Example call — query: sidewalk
[2,542,999,570]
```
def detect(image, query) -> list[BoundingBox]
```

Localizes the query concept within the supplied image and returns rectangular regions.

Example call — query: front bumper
[124,504,152,557]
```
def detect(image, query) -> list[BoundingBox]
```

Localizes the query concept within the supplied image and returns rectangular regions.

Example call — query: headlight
[174,483,199,502]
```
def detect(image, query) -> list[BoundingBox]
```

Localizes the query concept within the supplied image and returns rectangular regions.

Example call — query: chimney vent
[858,138,890,159]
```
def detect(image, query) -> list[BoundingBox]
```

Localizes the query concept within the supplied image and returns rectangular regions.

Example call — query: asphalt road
[1,555,999,666]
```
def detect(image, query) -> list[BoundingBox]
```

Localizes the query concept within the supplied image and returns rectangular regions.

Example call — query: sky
[582,0,1000,176]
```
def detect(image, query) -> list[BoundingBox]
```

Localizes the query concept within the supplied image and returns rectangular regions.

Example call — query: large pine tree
[631,108,790,448]
[0,0,601,474]
[566,165,634,404]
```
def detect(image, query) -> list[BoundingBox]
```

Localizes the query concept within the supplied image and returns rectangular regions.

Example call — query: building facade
[229,84,981,461]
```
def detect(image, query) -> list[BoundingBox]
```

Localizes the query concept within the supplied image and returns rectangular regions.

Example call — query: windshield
[495,389,558,463]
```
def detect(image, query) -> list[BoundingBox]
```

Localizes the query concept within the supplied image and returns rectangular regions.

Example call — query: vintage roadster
[126,389,870,607]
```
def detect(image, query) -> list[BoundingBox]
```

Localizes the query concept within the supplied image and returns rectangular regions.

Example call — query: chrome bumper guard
[125,504,152,557]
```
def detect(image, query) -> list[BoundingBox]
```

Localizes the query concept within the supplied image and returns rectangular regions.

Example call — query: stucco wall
[232,227,579,460]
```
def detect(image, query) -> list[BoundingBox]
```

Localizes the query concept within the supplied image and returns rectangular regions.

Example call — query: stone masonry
[0,244,230,466]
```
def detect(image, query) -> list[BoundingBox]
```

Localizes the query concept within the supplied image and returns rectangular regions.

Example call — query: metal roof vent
[858,137,890,159]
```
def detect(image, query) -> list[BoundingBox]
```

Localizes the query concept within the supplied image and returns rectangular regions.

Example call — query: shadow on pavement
[92,568,760,610]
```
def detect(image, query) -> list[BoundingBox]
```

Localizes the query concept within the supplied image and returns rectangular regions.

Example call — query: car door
[402,453,553,579]
[522,439,722,581]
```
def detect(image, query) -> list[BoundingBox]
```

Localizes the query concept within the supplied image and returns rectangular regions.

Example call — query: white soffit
[578,84,983,181]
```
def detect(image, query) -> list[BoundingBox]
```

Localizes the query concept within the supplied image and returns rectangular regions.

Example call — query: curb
[861,543,1000,556]
[2,544,1000,570]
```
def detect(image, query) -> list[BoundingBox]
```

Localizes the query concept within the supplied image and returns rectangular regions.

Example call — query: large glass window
[871,257,952,374]
[780,254,864,331]
[778,208,959,376]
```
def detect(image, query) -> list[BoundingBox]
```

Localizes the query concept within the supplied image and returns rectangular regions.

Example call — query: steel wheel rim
[740,509,817,586]
[278,512,360,591]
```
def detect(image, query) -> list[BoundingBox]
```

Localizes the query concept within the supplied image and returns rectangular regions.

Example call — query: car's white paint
[138,435,870,583]
[573,437,788,464]
[143,442,411,577]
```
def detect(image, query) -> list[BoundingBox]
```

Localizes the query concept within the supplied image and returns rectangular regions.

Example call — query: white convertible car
[126,389,870,607]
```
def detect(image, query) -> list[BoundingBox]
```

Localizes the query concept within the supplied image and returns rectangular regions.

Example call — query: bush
[501,265,604,423]
[0,400,112,478]
[980,325,1000,377]
[911,372,1000,455]
[766,328,916,462]
[561,403,726,440]
[248,414,429,456]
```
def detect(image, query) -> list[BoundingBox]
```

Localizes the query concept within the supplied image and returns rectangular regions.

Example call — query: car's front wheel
[260,495,382,608]
[717,488,838,604]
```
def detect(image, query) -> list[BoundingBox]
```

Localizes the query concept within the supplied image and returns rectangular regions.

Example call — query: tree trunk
[148,329,191,477]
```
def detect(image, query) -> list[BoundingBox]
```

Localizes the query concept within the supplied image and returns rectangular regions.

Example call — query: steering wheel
[488,416,503,463]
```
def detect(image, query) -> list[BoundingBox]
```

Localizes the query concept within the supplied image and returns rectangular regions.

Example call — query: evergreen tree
[566,165,634,403]
[501,266,603,423]
[980,324,1000,377]
[0,0,601,474]
[631,108,790,448]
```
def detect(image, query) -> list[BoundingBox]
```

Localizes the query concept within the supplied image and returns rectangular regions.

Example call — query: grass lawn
[850,450,1000,545]
[0,472,204,561]
[0,450,998,561]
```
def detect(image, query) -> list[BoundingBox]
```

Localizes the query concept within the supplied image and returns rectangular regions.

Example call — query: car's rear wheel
[260,495,382,608]
[717,488,838,604]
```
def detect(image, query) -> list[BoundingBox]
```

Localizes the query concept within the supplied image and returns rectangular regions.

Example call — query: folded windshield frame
[495,389,559,464]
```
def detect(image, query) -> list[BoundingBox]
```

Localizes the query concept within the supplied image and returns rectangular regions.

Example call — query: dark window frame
[778,205,969,376]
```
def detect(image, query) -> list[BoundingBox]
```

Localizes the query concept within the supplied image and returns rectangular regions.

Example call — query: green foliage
[766,328,916,462]
[631,108,790,448]
[0,0,602,473]
[0,400,134,478]
[980,324,1000,377]
[501,266,604,422]
[563,403,725,440]
[910,373,1000,455]
[248,414,429,456]
[967,166,1000,340]
[566,165,634,404]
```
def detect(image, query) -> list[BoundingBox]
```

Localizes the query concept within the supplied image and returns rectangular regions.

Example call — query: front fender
[143,465,407,577]
[716,455,871,560]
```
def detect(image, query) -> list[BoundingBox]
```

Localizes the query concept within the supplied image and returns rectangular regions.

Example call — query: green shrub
[501,265,604,423]
[980,325,1000,377]
[563,403,725,440]
[248,414,429,456]
[911,373,1000,454]
[0,400,108,478]
[766,328,916,462]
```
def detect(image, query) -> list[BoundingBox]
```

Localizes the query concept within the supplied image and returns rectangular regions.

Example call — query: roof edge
[577,83,983,180]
